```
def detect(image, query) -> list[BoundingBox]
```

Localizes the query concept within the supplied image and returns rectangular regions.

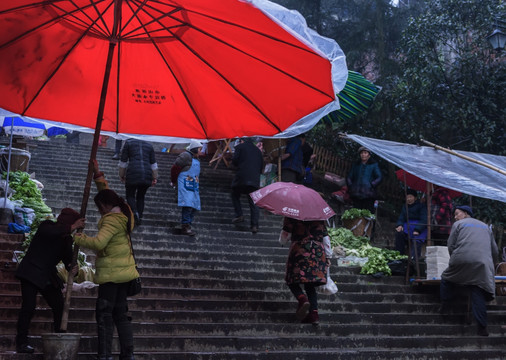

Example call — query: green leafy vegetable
[341,208,374,220]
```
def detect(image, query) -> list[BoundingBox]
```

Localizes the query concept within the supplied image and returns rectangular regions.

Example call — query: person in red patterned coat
[431,185,453,240]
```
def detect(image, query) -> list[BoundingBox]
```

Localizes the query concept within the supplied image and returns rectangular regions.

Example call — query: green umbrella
[322,71,381,125]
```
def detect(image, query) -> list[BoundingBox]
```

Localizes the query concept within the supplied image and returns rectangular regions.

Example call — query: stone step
[1,138,501,359]
[1,319,505,339]
[1,349,504,360]
[2,304,506,326]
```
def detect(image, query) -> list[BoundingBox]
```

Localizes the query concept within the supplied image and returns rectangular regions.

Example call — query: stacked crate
[425,246,450,280]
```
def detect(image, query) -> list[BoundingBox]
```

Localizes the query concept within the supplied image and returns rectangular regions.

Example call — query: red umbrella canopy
[395,169,462,198]
[250,182,335,221]
[0,0,346,140]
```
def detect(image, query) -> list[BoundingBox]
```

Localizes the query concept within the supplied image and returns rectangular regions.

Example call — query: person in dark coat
[346,146,382,212]
[119,139,158,226]
[395,188,428,258]
[440,205,498,337]
[300,134,316,186]
[15,208,84,353]
[280,135,304,183]
[230,138,264,233]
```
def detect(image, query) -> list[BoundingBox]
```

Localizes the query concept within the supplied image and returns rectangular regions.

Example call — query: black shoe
[16,344,34,354]
[232,216,244,224]
[112,153,120,160]
[251,226,258,234]
[477,325,489,337]
[181,224,196,236]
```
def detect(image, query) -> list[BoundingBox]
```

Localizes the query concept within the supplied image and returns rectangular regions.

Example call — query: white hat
[186,139,203,151]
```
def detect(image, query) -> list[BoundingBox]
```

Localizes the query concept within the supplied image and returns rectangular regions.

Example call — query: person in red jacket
[430,185,453,240]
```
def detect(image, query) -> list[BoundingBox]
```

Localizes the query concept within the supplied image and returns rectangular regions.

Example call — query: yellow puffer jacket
[74,212,139,284]
[73,174,139,284]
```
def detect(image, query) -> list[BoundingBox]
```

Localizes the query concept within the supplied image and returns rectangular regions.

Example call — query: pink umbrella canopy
[250,182,335,221]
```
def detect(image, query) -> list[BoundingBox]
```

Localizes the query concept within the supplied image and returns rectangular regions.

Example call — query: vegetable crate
[0,147,31,172]
[343,217,373,238]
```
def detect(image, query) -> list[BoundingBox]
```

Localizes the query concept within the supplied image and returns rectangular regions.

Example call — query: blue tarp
[346,134,506,203]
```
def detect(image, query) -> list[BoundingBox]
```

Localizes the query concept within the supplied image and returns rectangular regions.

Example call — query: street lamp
[487,18,506,51]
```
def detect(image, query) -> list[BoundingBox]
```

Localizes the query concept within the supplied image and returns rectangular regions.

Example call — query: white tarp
[346,134,506,203]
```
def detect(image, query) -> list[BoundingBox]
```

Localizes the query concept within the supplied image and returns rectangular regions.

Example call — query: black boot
[16,333,34,353]
[116,318,134,359]
[16,343,34,354]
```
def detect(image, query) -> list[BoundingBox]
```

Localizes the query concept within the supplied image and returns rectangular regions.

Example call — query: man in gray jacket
[440,205,498,336]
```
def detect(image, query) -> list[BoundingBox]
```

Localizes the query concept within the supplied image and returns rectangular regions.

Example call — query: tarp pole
[426,182,432,247]
[420,139,506,176]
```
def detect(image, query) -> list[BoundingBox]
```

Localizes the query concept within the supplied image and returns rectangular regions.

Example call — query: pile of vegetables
[4,171,94,282]
[327,227,407,276]
[3,171,52,217]
[341,208,374,220]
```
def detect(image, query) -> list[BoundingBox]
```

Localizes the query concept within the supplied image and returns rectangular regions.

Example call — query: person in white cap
[170,140,203,236]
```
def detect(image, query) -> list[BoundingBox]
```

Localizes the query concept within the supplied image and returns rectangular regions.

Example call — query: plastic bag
[8,222,30,234]
[279,230,291,246]
[63,281,98,293]
[318,268,338,295]
[0,197,19,211]
[14,207,36,226]
[323,235,332,258]
[337,255,368,267]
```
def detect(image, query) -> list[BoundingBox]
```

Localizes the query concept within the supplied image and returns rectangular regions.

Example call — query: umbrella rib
[170,29,283,134]
[126,2,210,138]
[120,0,186,40]
[126,1,333,100]
[20,7,112,115]
[0,1,111,50]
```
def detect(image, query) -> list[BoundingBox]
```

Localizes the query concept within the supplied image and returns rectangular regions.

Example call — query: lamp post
[487,18,506,51]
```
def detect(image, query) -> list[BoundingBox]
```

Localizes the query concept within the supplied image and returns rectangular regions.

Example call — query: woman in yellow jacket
[74,161,139,360]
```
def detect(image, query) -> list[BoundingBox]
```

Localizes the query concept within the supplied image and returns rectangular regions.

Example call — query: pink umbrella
[250,182,335,221]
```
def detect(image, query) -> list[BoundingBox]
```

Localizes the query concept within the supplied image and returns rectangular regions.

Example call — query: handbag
[127,277,142,296]
[126,235,142,296]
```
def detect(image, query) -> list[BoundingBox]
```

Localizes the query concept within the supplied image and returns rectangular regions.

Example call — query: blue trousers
[181,206,196,224]
[440,279,488,327]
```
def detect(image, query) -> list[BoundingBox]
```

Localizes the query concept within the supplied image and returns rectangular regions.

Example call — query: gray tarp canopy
[346,134,506,203]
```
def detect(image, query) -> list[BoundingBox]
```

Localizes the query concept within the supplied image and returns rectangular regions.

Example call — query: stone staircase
[1,138,506,359]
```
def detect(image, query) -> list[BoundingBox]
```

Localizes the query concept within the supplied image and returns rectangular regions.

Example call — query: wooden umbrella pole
[420,138,506,176]
[278,139,282,181]
[60,0,122,332]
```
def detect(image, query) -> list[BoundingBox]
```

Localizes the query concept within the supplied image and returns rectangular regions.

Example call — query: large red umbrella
[250,182,335,221]
[0,0,346,140]
[0,0,347,330]
[395,169,462,198]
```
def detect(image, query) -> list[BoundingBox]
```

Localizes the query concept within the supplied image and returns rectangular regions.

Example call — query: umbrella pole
[60,0,121,332]
[2,121,14,208]
[277,139,282,181]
